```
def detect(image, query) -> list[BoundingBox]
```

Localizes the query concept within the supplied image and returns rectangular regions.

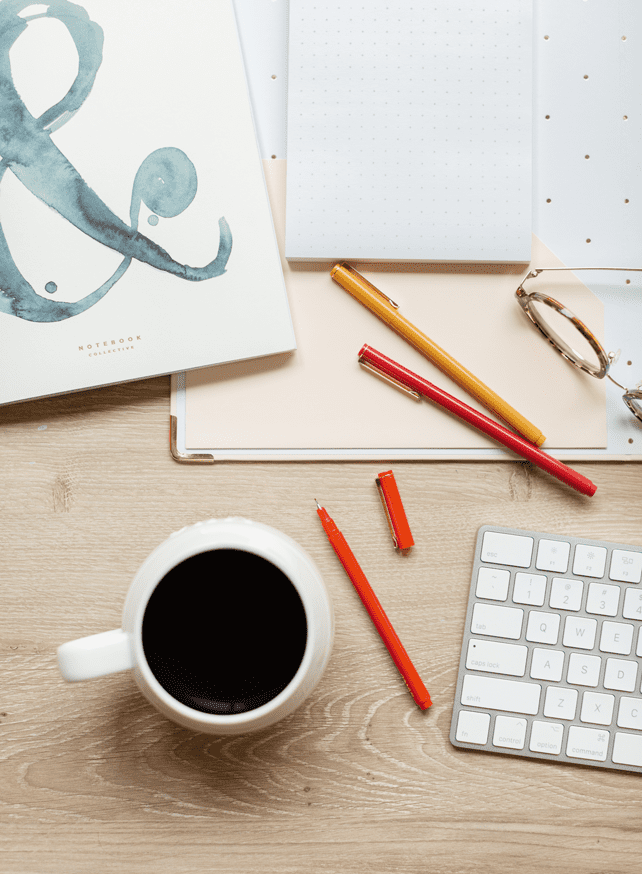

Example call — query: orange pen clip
[376,470,414,553]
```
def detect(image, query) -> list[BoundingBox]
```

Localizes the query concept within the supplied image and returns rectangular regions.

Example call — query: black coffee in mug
[142,549,308,714]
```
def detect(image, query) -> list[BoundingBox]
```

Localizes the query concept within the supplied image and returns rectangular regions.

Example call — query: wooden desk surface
[2,378,642,874]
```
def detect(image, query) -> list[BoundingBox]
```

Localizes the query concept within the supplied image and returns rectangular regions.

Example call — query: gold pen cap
[331,263,399,308]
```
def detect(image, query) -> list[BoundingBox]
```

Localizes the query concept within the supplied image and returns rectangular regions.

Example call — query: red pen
[358,344,597,498]
[316,500,432,710]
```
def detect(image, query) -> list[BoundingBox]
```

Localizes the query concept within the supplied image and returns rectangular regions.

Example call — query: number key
[586,582,620,616]
[512,572,547,606]
[622,587,642,621]
[549,577,584,611]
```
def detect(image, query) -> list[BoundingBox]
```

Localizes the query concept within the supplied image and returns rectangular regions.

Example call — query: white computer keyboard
[450,525,642,774]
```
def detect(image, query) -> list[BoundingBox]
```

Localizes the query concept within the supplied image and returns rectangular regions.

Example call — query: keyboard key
[543,686,578,720]
[622,587,642,620]
[526,610,560,645]
[563,616,597,650]
[549,577,584,612]
[617,697,642,731]
[455,710,490,744]
[599,621,633,656]
[471,603,523,639]
[586,582,620,616]
[573,544,607,578]
[610,549,642,584]
[536,538,570,573]
[461,674,541,715]
[580,691,615,726]
[530,647,564,682]
[603,658,637,693]
[466,639,527,677]
[566,726,609,762]
[567,652,601,687]
[512,572,547,606]
[493,715,527,749]
[481,531,533,567]
[612,732,642,767]
[529,720,564,755]
[475,566,510,601]
[638,627,642,658]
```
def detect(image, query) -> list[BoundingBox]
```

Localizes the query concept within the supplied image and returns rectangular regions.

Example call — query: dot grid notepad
[285,1,533,263]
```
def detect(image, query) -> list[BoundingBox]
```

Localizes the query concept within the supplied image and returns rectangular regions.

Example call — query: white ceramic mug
[57,518,334,734]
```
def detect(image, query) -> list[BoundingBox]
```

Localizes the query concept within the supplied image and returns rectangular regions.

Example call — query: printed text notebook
[0,0,294,405]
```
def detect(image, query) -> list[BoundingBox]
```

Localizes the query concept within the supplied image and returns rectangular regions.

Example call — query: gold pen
[330,263,546,447]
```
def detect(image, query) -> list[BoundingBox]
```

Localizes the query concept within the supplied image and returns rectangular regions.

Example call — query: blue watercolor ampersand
[0,0,233,322]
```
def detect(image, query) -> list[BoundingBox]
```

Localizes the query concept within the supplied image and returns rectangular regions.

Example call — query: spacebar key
[461,674,541,715]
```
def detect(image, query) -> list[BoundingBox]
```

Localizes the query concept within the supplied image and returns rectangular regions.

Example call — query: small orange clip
[375,470,414,553]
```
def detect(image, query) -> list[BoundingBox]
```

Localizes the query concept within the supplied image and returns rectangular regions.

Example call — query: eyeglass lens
[624,393,642,422]
[529,298,603,373]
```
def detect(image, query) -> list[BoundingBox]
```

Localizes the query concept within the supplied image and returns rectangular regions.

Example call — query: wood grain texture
[1,378,642,873]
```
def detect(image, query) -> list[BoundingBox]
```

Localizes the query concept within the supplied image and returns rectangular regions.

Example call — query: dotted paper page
[285,1,532,263]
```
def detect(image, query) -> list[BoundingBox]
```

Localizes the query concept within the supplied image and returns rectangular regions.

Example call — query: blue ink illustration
[0,0,232,322]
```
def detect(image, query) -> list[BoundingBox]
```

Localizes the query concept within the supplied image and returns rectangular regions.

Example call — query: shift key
[461,674,541,714]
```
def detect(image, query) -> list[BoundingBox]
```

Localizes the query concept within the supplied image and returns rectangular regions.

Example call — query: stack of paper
[285,0,532,263]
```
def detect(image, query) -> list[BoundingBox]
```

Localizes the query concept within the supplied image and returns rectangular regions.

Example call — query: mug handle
[57,629,134,681]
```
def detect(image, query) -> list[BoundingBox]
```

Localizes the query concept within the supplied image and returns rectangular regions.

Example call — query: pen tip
[314,498,321,509]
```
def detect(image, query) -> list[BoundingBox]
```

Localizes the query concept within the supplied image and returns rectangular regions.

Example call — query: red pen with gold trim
[316,500,432,710]
[358,345,597,498]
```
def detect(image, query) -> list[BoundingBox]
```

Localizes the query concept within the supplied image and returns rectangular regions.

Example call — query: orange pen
[316,500,432,710]
[330,263,546,446]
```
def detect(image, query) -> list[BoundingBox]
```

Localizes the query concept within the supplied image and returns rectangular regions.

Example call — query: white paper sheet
[285,0,532,263]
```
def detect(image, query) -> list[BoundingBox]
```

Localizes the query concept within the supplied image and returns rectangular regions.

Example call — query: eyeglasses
[515,267,642,422]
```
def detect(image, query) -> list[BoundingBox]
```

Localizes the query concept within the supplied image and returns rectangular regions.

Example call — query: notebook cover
[0,0,295,406]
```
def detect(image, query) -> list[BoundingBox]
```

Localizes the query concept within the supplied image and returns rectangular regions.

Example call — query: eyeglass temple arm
[528,267,642,277]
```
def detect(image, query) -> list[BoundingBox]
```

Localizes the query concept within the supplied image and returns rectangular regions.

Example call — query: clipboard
[170,1,642,462]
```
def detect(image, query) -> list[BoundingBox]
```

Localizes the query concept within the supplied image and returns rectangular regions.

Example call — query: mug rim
[126,519,326,727]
